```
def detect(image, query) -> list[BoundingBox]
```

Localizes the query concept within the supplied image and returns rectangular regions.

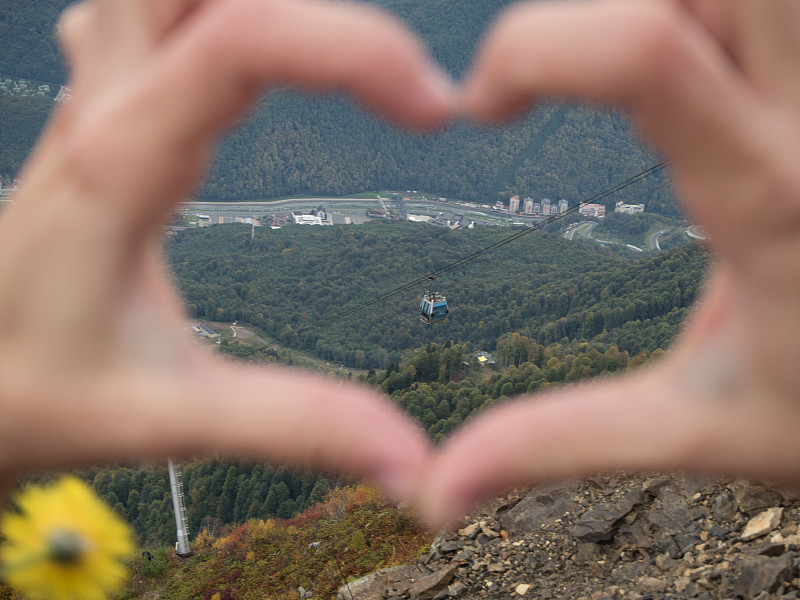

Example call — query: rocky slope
[341,475,800,600]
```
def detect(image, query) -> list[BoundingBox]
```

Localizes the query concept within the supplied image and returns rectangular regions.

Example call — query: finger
[160,0,454,133]
[461,1,752,171]
[3,360,431,503]
[462,2,736,118]
[459,0,793,257]
[680,0,800,104]
[59,0,207,94]
[64,0,454,233]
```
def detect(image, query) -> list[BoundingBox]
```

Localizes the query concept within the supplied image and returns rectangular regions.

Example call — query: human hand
[0,0,455,501]
[421,0,800,526]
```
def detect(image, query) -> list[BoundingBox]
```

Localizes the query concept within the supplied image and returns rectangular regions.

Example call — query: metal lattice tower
[168,458,193,557]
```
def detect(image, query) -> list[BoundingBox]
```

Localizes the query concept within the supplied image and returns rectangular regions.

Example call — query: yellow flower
[0,476,134,600]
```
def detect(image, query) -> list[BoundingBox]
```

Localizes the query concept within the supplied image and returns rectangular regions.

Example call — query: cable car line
[238,160,672,357]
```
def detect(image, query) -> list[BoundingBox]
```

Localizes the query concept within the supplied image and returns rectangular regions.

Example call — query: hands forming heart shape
[2,0,800,528]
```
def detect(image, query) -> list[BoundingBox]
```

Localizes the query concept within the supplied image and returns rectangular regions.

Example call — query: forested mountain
[67,460,335,548]
[0,94,53,177]
[168,222,707,369]
[0,0,71,83]
[1,0,677,215]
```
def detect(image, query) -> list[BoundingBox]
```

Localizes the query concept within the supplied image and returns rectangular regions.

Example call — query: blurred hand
[0,0,455,501]
[421,0,800,526]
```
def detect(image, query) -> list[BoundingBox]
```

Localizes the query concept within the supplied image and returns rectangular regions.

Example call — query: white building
[558,199,568,214]
[615,201,645,214]
[579,203,606,218]
[293,213,324,225]
[509,195,520,213]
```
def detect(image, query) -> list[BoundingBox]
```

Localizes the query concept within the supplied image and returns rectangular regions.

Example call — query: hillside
[344,476,800,600]
[0,0,677,216]
[28,475,796,600]
[167,223,707,369]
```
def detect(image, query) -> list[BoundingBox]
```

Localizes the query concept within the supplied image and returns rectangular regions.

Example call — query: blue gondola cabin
[420,292,448,324]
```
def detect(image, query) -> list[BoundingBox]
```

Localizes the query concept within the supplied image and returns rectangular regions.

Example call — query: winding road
[649,230,668,251]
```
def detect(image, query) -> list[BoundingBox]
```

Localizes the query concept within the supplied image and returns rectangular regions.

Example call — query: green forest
[1,0,677,216]
[168,222,706,369]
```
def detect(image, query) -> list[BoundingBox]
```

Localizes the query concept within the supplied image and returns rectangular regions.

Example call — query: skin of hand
[418,0,800,527]
[0,0,456,503]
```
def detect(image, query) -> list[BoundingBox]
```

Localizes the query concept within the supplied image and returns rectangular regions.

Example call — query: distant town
[172,192,647,235]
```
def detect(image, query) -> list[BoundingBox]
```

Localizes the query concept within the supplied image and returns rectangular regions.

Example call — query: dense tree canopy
[168,222,706,368]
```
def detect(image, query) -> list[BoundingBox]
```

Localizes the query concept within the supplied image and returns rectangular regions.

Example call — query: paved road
[563,221,597,241]
[582,222,598,239]
[649,230,668,251]
[179,197,552,227]
[687,225,709,240]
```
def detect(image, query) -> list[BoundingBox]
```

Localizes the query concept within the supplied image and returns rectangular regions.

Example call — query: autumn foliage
[159,483,431,600]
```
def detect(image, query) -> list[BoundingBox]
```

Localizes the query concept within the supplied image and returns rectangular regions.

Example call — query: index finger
[459,1,777,250]
[64,0,455,234]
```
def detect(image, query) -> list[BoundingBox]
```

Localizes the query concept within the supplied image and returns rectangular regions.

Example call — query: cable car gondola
[419,276,448,324]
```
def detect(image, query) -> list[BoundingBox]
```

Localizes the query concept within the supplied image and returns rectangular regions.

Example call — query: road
[563,221,596,241]
[205,320,367,373]
[649,230,668,251]
[179,197,553,227]
[686,225,709,240]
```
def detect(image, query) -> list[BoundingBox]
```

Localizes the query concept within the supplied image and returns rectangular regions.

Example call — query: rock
[643,476,672,496]
[411,566,457,600]
[480,522,501,538]
[648,488,692,532]
[573,490,643,543]
[452,548,473,562]
[731,481,784,515]
[438,540,465,554]
[653,531,681,558]
[710,525,732,539]
[515,583,532,595]
[446,582,467,598]
[458,522,480,539]
[655,553,678,571]
[500,482,582,537]
[742,507,784,541]
[336,565,420,600]
[576,542,602,563]
[639,576,667,594]
[758,543,786,557]
[712,491,738,521]
[735,555,794,599]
